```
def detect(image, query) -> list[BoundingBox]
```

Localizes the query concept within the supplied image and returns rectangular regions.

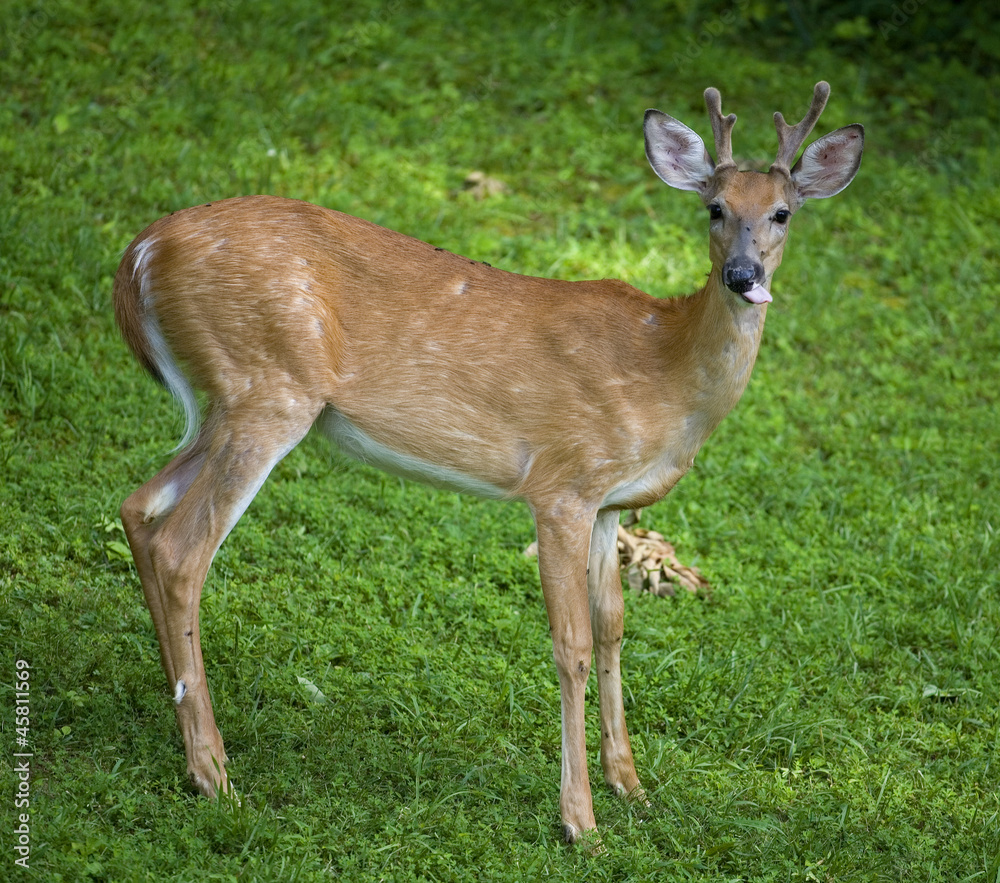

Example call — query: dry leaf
[463,170,509,200]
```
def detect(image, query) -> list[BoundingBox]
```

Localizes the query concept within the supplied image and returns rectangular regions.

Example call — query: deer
[114,81,863,844]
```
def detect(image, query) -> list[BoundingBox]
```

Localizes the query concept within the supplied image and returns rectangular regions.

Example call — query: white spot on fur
[144,481,179,522]
[174,680,187,704]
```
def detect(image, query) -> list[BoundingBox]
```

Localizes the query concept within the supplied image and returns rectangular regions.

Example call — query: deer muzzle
[723,259,771,304]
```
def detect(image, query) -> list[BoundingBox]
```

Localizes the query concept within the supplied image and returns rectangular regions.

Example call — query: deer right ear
[644,110,715,195]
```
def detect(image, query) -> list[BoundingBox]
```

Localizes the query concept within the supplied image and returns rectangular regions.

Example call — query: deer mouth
[738,284,772,305]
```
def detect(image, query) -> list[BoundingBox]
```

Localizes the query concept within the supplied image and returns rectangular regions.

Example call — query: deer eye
[774,209,791,224]
[708,203,723,221]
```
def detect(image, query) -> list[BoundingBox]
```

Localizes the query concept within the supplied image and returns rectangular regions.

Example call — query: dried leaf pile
[523,512,709,598]
[615,524,709,597]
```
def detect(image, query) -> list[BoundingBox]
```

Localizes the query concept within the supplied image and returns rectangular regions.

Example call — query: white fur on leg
[173,679,187,704]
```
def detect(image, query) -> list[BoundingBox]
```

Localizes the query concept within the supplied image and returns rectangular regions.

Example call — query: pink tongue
[742,284,772,305]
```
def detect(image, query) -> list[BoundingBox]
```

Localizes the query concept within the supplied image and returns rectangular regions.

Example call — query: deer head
[643,81,864,305]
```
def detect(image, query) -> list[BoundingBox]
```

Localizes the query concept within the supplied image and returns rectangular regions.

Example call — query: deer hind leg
[588,509,646,805]
[120,405,316,797]
[533,504,599,844]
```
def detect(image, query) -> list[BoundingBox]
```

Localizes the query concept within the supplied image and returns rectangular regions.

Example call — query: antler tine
[772,80,831,172]
[704,87,737,171]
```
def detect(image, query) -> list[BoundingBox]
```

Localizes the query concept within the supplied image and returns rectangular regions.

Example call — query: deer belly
[318,406,509,500]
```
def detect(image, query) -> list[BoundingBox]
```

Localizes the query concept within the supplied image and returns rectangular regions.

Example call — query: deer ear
[791,124,864,200]
[644,110,715,195]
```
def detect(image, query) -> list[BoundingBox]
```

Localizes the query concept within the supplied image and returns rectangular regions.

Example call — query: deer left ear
[790,124,864,200]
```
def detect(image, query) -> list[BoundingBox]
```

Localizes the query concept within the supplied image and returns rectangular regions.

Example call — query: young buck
[114,82,863,843]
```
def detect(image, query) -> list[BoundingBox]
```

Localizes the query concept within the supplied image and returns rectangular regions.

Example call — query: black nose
[722,260,763,294]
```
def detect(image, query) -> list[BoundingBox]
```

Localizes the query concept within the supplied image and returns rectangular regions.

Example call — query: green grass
[2,1,999,880]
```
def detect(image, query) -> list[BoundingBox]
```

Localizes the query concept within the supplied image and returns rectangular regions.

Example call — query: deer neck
[672,266,768,442]
[597,270,769,511]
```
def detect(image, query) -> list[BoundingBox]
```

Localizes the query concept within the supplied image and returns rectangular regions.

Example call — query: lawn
[1,1,998,880]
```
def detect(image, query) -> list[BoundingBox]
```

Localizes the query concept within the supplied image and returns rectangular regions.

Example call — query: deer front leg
[533,505,598,844]
[588,510,646,804]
